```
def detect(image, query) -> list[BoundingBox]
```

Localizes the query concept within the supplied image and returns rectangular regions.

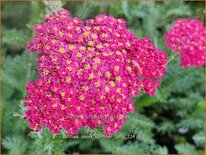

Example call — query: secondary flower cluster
[165,18,205,68]
[25,9,168,136]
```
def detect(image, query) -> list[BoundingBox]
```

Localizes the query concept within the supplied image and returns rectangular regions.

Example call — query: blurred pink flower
[165,18,205,68]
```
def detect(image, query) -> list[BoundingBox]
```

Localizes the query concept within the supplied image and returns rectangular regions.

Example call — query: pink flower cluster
[24,9,168,136]
[165,18,205,68]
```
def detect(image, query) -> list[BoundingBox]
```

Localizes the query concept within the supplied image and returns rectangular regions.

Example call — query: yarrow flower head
[164,18,206,68]
[25,9,168,136]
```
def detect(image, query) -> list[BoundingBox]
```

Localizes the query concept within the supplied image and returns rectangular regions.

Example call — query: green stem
[168,52,178,64]
[48,144,52,155]
[37,131,43,139]
[24,52,32,97]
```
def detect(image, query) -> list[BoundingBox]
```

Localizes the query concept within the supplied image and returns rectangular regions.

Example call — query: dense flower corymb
[164,18,205,68]
[24,9,168,136]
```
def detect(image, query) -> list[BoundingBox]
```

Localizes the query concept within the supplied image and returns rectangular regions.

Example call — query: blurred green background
[1,1,205,154]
